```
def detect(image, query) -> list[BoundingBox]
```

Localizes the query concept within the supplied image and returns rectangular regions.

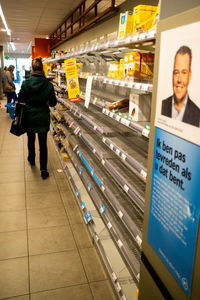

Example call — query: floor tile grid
[0,101,116,299]
[0,102,29,299]
[23,133,93,298]
[23,134,32,299]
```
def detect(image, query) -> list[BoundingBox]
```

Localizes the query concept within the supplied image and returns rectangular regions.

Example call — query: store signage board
[85,76,93,108]
[148,21,200,297]
[148,128,200,296]
[64,58,81,102]
[154,21,200,146]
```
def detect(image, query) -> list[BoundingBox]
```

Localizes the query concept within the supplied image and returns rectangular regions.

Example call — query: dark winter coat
[18,73,57,133]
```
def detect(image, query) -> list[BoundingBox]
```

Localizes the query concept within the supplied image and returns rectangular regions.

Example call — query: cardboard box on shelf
[118,11,133,39]
[119,59,124,80]
[129,93,151,122]
[124,54,129,79]
[108,61,120,79]
[128,52,141,78]
[141,53,154,77]
[133,5,158,33]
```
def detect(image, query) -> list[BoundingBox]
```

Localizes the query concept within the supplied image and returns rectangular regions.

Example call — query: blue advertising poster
[148,127,200,296]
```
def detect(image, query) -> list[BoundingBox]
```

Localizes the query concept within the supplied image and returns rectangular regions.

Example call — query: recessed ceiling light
[10,42,16,51]
[0,5,11,36]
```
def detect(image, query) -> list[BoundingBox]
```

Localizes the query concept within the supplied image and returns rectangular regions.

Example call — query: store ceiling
[0,0,90,55]
[0,0,124,56]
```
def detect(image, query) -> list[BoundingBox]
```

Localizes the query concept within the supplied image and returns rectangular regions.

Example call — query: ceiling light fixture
[10,42,16,51]
[0,5,11,35]
[27,40,32,52]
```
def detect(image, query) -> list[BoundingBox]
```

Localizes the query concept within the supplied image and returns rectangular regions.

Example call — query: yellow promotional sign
[43,63,48,77]
[64,58,81,102]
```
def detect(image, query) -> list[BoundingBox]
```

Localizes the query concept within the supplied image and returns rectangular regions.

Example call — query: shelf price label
[84,211,92,224]
[107,221,112,229]
[121,118,130,127]
[139,32,146,40]
[64,58,81,102]
[142,127,150,138]
[111,272,117,282]
[80,202,85,210]
[140,169,147,180]
[117,239,123,248]
[121,153,127,161]
[136,235,142,247]
[85,76,93,108]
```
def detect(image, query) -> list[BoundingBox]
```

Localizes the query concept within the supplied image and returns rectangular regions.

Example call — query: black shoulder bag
[10,102,26,136]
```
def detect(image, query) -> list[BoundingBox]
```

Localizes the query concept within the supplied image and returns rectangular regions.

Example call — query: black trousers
[6,92,16,112]
[27,132,48,170]
[6,92,16,104]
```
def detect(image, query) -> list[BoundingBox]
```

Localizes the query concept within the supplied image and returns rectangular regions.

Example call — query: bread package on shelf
[107,99,129,112]
[129,93,151,122]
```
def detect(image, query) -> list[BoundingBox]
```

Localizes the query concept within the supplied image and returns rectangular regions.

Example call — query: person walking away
[17,58,57,179]
[4,65,16,112]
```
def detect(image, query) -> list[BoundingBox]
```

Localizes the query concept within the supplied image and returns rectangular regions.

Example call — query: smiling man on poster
[161,46,200,127]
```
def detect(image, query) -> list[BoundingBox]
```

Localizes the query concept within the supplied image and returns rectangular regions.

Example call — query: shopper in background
[17,57,57,179]
[4,65,16,111]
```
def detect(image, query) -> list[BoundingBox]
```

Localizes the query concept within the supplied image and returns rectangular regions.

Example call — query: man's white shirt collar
[172,95,188,121]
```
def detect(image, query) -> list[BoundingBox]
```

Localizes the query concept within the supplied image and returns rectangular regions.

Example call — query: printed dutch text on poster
[148,21,200,297]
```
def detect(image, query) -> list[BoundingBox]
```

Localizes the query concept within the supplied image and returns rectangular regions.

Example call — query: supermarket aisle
[0,99,117,300]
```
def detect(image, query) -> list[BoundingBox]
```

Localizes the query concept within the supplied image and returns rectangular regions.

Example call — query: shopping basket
[5,101,16,119]
[5,93,18,119]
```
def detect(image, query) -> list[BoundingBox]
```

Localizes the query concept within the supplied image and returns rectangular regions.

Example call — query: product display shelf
[54,69,152,93]
[47,25,155,295]
[54,117,144,243]
[80,92,108,109]
[50,130,136,300]
[57,96,150,139]
[79,73,153,93]
[102,107,150,138]
[51,121,142,284]
[61,123,142,231]
[53,102,148,187]
[43,29,156,64]
[50,109,144,246]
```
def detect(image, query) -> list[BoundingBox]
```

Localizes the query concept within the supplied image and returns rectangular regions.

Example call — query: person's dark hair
[7,65,15,72]
[32,57,43,72]
[175,46,192,69]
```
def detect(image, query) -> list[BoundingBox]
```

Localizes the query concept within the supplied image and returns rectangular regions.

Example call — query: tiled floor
[0,99,117,300]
